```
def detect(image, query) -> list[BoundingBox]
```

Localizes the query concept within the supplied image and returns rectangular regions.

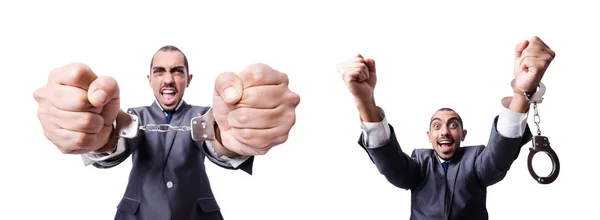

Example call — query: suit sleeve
[199,140,254,175]
[474,114,533,187]
[359,124,423,190]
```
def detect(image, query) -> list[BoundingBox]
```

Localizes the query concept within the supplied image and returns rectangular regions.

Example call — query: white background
[1,0,597,219]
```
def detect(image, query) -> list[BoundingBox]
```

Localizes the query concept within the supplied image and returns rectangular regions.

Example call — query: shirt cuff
[81,137,127,166]
[496,100,529,138]
[205,140,251,168]
[360,106,391,148]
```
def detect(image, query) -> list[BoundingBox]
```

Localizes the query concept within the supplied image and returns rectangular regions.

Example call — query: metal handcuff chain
[512,79,560,184]
[117,108,216,142]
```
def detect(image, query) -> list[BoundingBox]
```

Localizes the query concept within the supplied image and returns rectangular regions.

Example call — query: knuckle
[275,134,289,145]
[246,63,270,77]
[235,109,251,124]
[281,73,289,85]
[80,113,102,131]
[33,87,44,101]
[73,132,94,149]
[286,91,301,106]
[67,63,91,82]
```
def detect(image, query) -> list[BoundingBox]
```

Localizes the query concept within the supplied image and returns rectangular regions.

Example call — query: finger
[238,63,287,88]
[50,126,111,154]
[49,63,98,90]
[88,76,120,108]
[521,49,555,62]
[49,84,103,112]
[237,84,292,109]
[359,68,368,82]
[214,71,243,104]
[520,57,548,74]
[364,58,376,74]
[89,76,121,127]
[529,36,551,49]
[42,104,104,133]
[515,40,529,58]
[232,126,291,151]
[228,105,294,129]
[343,68,363,84]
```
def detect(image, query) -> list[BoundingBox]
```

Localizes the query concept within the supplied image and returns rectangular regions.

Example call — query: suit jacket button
[166,181,174,188]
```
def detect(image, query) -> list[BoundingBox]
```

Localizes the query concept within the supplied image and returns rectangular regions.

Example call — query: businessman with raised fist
[337,36,555,220]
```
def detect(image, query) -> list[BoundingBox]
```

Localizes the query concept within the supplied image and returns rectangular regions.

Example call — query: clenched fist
[212,63,300,156]
[337,54,382,122]
[33,63,121,154]
[513,36,556,93]
[337,54,377,103]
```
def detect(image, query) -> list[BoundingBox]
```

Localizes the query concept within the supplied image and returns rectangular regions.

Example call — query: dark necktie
[442,161,449,172]
[166,112,173,124]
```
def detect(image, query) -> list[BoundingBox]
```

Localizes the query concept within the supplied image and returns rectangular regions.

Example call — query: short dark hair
[429,107,464,129]
[150,45,189,75]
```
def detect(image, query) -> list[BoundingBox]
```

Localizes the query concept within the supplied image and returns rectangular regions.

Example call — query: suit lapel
[163,101,190,163]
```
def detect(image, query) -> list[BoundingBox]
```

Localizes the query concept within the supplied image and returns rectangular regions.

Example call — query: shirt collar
[154,99,184,115]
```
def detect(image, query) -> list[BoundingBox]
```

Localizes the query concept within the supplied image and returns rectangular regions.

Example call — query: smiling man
[336,36,555,220]
[34,45,300,220]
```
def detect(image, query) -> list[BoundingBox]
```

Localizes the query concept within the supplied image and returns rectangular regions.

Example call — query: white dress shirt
[82,100,250,169]
[360,100,528,163]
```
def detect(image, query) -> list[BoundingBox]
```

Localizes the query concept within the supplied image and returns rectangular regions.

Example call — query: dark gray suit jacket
[359,116,532,220]
[92,101,254,220]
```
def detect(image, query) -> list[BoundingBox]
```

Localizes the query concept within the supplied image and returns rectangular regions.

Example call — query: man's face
[148,50,193,111]
[427,110,467,160]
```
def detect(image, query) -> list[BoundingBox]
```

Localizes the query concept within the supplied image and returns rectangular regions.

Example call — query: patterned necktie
[442,161,449,172]
[166,112,173,124]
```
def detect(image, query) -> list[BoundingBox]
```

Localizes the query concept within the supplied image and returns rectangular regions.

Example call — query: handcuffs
[511,79,560,184]
[116,108,216,142]
[82,108,219,166]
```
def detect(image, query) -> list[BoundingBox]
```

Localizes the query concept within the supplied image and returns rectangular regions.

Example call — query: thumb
[214,72,243,104]
[514,39,529,59]
[364,58,376,74]
[88,76,120,108]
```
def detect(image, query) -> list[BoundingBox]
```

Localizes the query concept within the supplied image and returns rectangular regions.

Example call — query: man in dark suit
[336,36,555,220]
[33,45,300,220]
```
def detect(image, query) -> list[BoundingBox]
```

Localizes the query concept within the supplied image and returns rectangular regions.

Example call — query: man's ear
[187,74,193,87]
[461,129,467,141]
[147,75,151,85]
[427,131,431,143]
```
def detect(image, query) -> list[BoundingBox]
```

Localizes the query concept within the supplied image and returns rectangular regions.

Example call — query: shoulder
[185,103,211,115]
[126,105,151,115]
[411,148,435,160]
[458,145,486,159]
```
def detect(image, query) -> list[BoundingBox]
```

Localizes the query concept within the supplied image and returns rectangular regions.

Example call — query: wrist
[507,93,531,113]
[355,98,382,122]
[95,125,119,153]
[213,125,242,158]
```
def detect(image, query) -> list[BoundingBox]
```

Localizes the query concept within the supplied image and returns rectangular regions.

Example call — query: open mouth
[161,88,177,104]
[438,139,454,151]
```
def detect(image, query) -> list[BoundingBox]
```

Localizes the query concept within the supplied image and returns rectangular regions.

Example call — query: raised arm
[338,54,422,190]
[475,36,555,186]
